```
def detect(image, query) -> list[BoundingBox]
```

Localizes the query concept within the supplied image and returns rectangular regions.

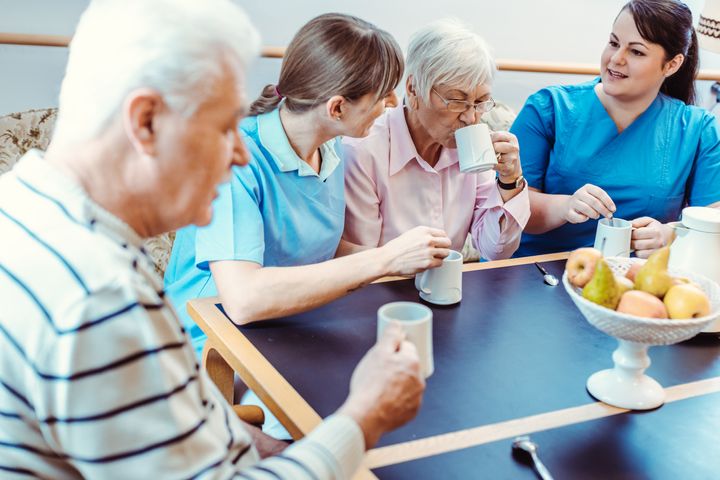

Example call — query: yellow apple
[663,284,711,320]
[671,276,701,290]
[566,248,602,288]
[617,290,669,318]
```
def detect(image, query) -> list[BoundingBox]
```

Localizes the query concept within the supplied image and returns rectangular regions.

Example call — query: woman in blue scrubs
[165,13,452,355]
[511,0,720,258]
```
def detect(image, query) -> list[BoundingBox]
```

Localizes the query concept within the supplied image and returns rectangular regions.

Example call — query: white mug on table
[415,249,463,305]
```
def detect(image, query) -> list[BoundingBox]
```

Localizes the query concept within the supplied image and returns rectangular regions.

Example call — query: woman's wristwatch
[496,174,525,190]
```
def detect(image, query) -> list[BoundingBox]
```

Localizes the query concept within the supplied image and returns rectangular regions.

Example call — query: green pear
[582,258,621,309]
[615,275,634,295]
[634,246,673,298]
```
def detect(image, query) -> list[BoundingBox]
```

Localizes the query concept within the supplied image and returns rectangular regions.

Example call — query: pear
[634,246,673,298]
[615,275,634,295]
[582,258,621,310]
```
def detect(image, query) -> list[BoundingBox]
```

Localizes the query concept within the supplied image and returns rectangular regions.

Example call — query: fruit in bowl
[616,290,668,319]
[566,247,603,288]
[581,256,621,309]
[562,249,720,410]
[664,283,711,319]
[566,246,712,320]
[634,247,673,298]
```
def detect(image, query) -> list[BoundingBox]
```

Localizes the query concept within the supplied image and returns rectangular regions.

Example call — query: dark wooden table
[189,253,720,479]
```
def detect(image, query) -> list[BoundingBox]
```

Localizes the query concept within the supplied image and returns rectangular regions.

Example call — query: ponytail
[249,84,283,116]
[249,14,403,117]
[660,29,698,105]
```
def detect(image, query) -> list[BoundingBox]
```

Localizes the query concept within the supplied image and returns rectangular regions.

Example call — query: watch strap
[496,174,525,190]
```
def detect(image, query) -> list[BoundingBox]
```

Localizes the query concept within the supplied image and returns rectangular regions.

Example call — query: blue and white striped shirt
[0,150,363,479]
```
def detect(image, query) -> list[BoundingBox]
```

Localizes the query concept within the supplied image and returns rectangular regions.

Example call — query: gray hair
[54,0,260,145]
[406,18,495,103]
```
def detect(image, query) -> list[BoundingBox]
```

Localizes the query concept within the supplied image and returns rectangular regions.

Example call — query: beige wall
[2,0,720,114]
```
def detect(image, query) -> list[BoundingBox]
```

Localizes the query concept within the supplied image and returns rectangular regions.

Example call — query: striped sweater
[0,150,363,479]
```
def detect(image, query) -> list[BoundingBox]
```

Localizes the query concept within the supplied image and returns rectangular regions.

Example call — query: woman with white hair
[342,19,530,260]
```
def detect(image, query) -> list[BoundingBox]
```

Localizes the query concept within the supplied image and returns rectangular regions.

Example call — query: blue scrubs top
[511,79,720,257]
[164,108,345,354]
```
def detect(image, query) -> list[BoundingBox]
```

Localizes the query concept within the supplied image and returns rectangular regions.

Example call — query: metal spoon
[534,262,558,286]
[512,436,555,480]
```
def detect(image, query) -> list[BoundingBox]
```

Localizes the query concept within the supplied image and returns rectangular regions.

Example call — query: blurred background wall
[2,0,720,114]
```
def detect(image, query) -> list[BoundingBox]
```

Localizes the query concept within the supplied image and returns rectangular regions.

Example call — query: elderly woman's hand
[491,131,522,181]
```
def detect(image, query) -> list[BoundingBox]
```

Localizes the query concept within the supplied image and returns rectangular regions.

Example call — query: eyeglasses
[431,88,496,114]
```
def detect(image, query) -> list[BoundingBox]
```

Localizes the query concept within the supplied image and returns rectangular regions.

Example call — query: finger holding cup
[490,130,521,179]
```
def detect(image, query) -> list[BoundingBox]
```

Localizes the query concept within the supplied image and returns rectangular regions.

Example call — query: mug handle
[415,271,431,295]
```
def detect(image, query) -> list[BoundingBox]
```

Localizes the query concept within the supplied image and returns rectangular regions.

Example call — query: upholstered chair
[0,108,176,277]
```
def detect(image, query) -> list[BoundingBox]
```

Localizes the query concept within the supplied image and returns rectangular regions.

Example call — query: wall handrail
[3,32,720,80]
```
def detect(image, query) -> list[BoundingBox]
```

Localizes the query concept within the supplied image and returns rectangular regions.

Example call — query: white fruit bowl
[563,256,720,410]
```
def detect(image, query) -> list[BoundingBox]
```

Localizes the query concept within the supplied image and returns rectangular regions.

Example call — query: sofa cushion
[0,108,175,277]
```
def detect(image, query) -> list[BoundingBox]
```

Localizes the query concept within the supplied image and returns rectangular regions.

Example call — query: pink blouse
[342,105,530,260]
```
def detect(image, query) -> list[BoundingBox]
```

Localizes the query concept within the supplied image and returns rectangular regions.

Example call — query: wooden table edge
[363,376,720,468]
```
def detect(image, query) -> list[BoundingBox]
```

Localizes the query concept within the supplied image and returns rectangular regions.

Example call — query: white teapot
[668,206,720,333]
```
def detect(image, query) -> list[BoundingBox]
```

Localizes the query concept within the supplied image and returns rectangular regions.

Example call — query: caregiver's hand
[564,184,616,224]
[631,216,675,258]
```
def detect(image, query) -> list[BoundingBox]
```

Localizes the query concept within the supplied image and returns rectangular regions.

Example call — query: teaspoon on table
[512,436,555,480]
[534,262,559,286]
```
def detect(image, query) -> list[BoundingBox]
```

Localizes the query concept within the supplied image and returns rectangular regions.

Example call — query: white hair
[406,18,495,103]
[53,0,260,144]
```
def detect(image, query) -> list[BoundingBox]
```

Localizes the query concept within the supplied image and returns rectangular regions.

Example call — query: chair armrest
[232,405,265,427]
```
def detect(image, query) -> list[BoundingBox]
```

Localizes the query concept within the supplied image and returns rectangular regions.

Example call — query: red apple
[625,262,644,283]
[616,290,668,318]
[566,248,603,288]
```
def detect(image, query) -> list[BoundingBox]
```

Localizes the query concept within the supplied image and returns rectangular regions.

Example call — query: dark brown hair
[249,13,403,115]
[622,0,698,104]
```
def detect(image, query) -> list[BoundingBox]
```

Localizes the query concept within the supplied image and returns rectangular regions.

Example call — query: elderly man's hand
[491,130,521,181]
[338,324,425,449]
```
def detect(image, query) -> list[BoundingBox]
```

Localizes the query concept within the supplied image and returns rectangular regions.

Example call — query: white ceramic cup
[377,301,434,378]
[455,123,497,173]
[414,250,463,305]
[594,217,632,257]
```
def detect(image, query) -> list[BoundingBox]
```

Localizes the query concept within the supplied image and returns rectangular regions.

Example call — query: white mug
[415,250,463,305]
[377,302,434,378]
[455,123,497,173]
[594,217,632,257]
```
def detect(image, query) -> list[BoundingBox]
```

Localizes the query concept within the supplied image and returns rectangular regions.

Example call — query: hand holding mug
[490,130,521,181]
[631,216,674,258]
[338,323,425,449]
[380,226,451,276]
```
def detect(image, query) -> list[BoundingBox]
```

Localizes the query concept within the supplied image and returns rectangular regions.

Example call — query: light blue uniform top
[511,79,720,257]
[164,108,345,354]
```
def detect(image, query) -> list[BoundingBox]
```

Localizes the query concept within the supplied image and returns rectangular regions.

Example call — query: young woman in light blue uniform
[164,110,346,353]
[512,0,720,258]
[165,14,451,356]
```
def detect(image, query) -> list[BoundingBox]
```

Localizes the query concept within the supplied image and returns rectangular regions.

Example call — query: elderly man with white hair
[342,19,530,260]
[0,0,424,478]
